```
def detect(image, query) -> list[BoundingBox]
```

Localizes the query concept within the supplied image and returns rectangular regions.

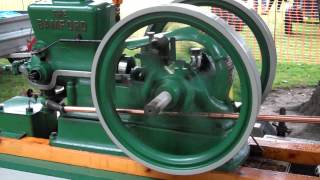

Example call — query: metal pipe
[63,106,96,113]
[59,106,320,124]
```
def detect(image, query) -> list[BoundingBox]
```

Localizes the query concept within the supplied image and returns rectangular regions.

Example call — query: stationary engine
[0,0,277,176]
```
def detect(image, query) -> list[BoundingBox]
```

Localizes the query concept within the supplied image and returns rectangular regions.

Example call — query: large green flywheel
[92,4,261,175]
[148,0,276,101]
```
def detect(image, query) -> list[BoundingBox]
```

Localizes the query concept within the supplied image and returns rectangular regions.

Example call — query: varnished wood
[250,137,320,165]
[0,137,317,179]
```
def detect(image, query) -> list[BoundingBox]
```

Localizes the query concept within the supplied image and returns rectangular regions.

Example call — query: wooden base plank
[250,137,320,165]
[0,137,316,179]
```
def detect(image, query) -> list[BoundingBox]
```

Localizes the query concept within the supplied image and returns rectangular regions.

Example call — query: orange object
[112,0,123,5]
[249,137,320,165]
[0,137,316,179]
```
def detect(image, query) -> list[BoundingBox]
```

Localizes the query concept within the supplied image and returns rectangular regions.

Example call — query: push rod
[61,105,320,124]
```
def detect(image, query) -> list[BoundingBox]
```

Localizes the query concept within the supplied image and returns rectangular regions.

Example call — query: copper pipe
[64,106,96,113]
[256,114,320,124]
[63,106,320,124]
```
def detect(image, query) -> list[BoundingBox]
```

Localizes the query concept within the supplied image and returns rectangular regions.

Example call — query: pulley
[92,4,261,175]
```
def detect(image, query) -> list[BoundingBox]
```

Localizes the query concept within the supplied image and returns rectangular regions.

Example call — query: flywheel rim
[91,3,261,175]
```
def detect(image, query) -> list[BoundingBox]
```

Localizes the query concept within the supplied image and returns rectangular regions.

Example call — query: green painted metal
[127,26,228,60]
[27,53,53,83]
[73,78,95,106]
[50,116,123,155]
[0,154,155,180]
[20,0,121,157]
[93,10,255,172]
[149,0,275,98]
[126,26,232,100]
[66,81,76,105]
[0,96,57,139]
[28,1,115,44]
[26,1,116,107]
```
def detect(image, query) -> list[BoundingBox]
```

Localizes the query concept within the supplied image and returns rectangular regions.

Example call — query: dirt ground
[260,87,315,115]
[260,87,320,141]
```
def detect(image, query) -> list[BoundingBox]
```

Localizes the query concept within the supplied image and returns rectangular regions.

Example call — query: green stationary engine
[0,0,277,176]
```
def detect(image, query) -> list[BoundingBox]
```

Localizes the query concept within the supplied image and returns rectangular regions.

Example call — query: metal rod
[62,106,320,124]
[144,91,172,115]
[64,106,96,113]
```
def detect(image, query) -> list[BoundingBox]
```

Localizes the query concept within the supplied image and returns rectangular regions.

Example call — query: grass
[0,59,32,102]
[273,63,320,88]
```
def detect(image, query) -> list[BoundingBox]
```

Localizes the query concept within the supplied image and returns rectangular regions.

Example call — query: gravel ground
[260,87,320,141]
[260,87,315,115]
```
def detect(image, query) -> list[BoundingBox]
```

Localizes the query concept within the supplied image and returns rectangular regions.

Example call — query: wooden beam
[250,137,320,165]
[0,137,316,179]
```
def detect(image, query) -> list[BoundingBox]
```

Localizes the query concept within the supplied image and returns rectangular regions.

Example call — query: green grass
[273,63,320,88]
[0,59,32,102]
